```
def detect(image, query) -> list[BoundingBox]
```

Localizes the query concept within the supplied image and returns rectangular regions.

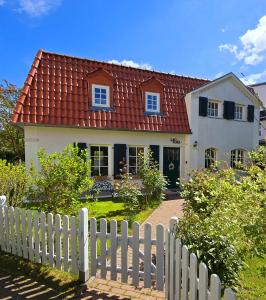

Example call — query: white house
[12,50,261,188]
[250,82,266,145]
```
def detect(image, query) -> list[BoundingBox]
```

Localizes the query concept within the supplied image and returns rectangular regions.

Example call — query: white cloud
[17,0,63,17]
[0,0,5,5]
[108,59,152,70]
[214,71,224,79]
[219,15,266,65]
[240,70,266,85]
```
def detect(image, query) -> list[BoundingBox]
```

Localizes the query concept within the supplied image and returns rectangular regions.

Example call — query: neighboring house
[11,50,261,188]
[250,82,266,145]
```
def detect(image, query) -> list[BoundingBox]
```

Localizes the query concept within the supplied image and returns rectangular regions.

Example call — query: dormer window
[92,84,110,107]
[146,92,160,113]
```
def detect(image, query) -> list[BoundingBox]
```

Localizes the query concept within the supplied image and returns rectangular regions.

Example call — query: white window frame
[128,146,146,175]
[145,92,160,113]
[205,148,217,168]
[92,84,110,107]
[234,104,244,121]
[231,149,245,168]
[90,145,109,177]
[207,101,219,118]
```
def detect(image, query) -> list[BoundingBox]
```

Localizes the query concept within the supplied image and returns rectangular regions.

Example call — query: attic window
[145,92,160,113]
[92,84,110,107]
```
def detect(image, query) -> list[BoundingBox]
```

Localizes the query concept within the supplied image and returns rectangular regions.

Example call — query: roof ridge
[41,49,210,82]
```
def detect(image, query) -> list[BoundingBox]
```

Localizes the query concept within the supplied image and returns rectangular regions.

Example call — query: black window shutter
[247,105,255,122]
[73,143,87,156]
[199,97,208,117]
[223,101,235,119]
[150,145,160,166]
[114,144,127,178]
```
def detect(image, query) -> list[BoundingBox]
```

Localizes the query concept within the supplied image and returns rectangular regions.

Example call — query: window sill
[89,106,115,112]
[144,111,164,116]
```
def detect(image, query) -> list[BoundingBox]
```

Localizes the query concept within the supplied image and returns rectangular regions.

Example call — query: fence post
[79,208,89,283]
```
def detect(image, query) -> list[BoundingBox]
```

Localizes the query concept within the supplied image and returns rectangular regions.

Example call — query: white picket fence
[0,201,88,281]
[0,198,237,299]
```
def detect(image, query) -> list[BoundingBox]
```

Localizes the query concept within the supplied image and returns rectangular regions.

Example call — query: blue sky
[0,0,266,87]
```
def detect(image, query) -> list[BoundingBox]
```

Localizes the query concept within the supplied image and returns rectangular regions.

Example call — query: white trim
[92,84,110,107]
[234,104,245,121]
[189,72,263,108]
[145,92,160,113]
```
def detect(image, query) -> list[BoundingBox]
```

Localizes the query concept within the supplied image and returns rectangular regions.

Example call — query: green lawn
[237,255,266,300]
[23,197,157,233]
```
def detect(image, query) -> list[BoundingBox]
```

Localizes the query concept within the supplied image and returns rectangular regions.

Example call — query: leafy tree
[0,81,24,162]
[27,145,94,214]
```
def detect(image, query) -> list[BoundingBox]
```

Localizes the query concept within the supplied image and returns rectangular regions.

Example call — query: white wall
[186,78,260,173]
[24,126,190,179]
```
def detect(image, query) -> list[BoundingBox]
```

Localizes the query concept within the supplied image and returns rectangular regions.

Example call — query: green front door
[163,147,180,189]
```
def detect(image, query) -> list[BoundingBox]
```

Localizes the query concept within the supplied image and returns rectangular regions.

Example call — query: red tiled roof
[12,49,209,133]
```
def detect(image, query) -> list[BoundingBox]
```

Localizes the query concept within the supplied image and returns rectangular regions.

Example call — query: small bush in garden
[27,145,94,215]
[115,174,142,212]
[138,150,167,208]
[249,146,266,170]
[0,159,27,206]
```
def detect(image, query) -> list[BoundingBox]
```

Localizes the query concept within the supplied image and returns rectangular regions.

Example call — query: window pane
[100,167,108,176]
[91,167,100,177]
[95,88,100,93]
[129,157,136,166]
[91,146,99,156]
[100,147,108,156]
[129,147,136,156]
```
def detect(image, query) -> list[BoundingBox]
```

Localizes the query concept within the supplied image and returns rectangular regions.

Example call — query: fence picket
[189,253,198,300]
[156,224,164,291]
[28,210,34,261]
[121,220,128,283]
[21,209,27,259]
[70,216,78,273]
[175,238,182,300]
[165,229,169,298]
[224,288,236,300]
[90,218,97,276]
[55,214,62,270]
[47,213,54,267]
[132,222,140,287]
[34,210,40,263]
[199,262,208,300]
[10,207,16,255]
[63,215,69,272]
[209,274,221,300]
[144,223,152,288]
[4,206,10,252]
[100,218,107,279]
[40,212,47,264]
[169,232,175,300]
[78,208,89,282]
[181,245,189,300]
[15,208,22,257]
[110,219,117,281]
[0,205,5,251]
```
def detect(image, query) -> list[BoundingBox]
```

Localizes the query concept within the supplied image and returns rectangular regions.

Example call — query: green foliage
[114,174,142,212]
[138,150,167,207]
[27,145,94,214]
[0,159,27,206]
[249,146,266,170]
[0,81,24,162]
[178,153,266,288]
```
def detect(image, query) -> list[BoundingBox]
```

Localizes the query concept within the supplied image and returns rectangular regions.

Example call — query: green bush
[249,146,266,170]
[178,156,266,288]
[27,145,94,215]
[0,159,27,206]
[138,150,167,207]
[115,174,142,212]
